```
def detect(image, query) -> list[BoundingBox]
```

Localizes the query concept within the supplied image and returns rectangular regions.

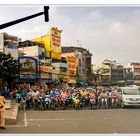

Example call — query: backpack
[0,96,4,109]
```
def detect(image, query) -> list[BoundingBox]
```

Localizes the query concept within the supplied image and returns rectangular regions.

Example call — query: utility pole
[0,6,49,30]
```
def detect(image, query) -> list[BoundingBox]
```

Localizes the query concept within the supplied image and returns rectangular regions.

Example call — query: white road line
[27,118,96,121]
[26,109,123,113]
[24,111,27,127]
[6,125,25,128]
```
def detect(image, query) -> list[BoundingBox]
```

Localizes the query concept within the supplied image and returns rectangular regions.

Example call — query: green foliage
[0,52,20,81]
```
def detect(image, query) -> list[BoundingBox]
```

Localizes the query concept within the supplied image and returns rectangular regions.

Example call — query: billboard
[32,27,62,59]
[51,27,61,53]
[19,56,38,81]
[67,56,76,76]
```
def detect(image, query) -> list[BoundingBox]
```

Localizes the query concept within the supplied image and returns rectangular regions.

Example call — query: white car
[119,86,140,108]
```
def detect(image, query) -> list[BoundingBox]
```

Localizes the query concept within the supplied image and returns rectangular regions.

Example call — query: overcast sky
[1,5,140,66]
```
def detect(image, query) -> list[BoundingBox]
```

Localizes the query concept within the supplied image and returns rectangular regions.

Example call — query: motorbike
[50,97,56,110]
[37,96,45,111]
[16,93,21,103]
[66,95,72,108]
[89,97,96,109]
[111,96,119,109]
[61,97,66,110]
[45,95,51,110]
[74,98,82,110]
[19,97,26,111]
[99,97,108,109]
[26,95,33,109]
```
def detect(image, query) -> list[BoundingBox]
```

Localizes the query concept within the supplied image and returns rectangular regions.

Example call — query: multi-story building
[129,63,140,85]
[100,59,111,83]
[99,59,126,85]
[0,32,19,59]
[62,46,92,85]
[123,67,133,85]
[62,53,77,85]
[18,40,52,85]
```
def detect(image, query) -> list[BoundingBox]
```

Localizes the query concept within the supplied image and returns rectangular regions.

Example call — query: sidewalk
[5,101,19,124]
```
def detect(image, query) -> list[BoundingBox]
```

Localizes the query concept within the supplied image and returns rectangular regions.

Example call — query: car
[119,86,140,108]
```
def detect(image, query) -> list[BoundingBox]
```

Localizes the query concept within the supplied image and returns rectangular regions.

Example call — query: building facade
[62,46,92,85]
[0,32,19,59]
[129,63,140,86]
[18,40,52,85]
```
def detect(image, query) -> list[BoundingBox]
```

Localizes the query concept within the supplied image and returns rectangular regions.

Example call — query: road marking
[26,109,123,113]
[27,118,96,121]
[6,125,25,128]
[24,111,27,127]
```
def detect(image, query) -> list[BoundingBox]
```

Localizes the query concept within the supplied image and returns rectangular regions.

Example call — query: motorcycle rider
[111,89,119,108]
[73,92,82,109]
[60,90,67,107]
[98,89,108,107]
[50,89,57,103]
[89,91,96,108]
[32,87,40,110]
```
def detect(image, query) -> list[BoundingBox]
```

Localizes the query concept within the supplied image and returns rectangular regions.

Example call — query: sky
[1,5,140,66]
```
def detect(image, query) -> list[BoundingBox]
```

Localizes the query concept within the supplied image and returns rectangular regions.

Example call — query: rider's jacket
[50,91,57,98]
[89,92,96,98]
[61,93,67,100]
[100,92,108,99]
[111,91,118,99]
[81,91,86,97]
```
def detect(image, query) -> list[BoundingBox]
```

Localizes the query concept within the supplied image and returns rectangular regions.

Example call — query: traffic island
[5,102,19,124]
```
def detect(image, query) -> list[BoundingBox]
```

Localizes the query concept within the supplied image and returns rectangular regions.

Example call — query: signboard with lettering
[67,56,76,76]
[19,56,38,81]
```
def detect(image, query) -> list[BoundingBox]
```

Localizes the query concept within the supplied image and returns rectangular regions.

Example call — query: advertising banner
[50,27,62,59]
[67,56,76,76]
[19,56,38,81]
[40,66,52,73]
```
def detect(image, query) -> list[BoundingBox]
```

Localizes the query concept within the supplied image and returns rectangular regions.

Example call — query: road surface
[1,108,140,134]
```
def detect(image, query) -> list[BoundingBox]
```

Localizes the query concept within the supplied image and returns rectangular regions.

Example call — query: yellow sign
[32,27,62,60]
[67,56,76,76]
[40,66,52,73]
[51,28,61,52]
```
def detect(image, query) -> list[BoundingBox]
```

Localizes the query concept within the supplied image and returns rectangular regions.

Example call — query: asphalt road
[1,108,140,134]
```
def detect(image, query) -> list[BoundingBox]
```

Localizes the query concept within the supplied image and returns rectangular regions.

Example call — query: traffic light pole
[0,6,49,30]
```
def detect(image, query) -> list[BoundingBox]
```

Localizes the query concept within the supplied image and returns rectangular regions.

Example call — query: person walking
[0,94,6,129]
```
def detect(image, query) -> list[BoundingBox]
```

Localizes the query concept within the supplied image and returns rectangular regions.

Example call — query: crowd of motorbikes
[13,86,122,111]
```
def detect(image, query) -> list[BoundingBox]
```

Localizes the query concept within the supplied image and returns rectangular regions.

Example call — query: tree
[0,52,20,89]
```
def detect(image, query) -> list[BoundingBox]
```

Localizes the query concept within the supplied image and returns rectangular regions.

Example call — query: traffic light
[44,6,49,22]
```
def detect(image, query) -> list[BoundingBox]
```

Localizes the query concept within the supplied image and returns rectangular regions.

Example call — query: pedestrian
[0,94,6,129]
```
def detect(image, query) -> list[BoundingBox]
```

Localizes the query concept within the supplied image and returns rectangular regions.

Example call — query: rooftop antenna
[76,40,82,47]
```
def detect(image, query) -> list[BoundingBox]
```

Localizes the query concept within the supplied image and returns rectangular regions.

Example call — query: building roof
[62,46,92,56]
[18,40,44,48]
